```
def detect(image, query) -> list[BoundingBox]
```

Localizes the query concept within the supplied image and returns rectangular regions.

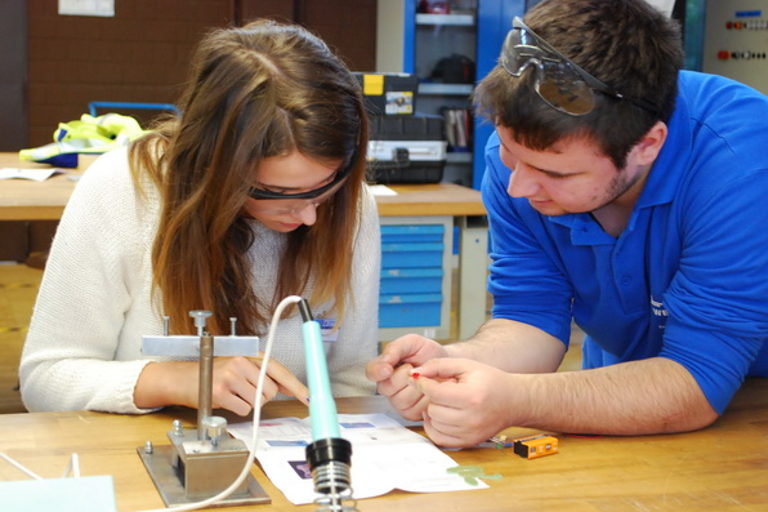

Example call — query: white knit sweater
[19,148,380,413]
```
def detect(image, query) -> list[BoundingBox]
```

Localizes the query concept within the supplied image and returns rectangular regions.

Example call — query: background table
[0,378,766,511]
[375,183,488,340]
[0,153,488,339]
[0,153,97,221]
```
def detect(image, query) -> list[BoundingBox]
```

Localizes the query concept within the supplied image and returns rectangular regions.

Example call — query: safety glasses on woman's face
[247,182,343,216]
[246,154,354,216]
[500,17,659,116]
[248,159,353,201]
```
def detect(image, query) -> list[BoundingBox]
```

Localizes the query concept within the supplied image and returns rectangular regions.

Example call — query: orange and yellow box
[512,434,559,459]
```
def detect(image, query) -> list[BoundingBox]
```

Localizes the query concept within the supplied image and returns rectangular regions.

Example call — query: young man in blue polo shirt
[367,0,768,448]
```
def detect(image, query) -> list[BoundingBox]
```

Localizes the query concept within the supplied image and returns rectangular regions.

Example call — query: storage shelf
[418,83,474,95]
[416,13,475,26]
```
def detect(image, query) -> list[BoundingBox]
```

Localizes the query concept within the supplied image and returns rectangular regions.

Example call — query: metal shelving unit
[402,0,532,188]
[415,13,475,25]
[406,4,479,186]
[417,83,474,95]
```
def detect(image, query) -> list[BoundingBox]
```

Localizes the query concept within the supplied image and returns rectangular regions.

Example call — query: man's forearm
[444,318,566,373]
[512,357,719,435]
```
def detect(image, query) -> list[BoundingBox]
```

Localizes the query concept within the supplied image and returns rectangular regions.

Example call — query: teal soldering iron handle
[299,299,341,440]
[299,299,353,503]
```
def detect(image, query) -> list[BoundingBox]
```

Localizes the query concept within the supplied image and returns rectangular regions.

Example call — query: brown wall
[20,0,377,149]
[0,0,376,264]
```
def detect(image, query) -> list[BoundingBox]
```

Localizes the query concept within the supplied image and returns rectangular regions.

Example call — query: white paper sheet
[0,168,60,182]
[368,184,398,196]
[228,413,487,505]
[58,0,115,17]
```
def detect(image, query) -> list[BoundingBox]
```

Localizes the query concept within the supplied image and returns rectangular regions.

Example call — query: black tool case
[354,72,419,115]
[366,114,447,184]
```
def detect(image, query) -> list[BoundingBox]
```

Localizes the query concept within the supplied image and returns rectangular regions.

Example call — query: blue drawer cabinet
[380,293,443,328]
[378,218,453,339]
[381,268,443,294]
[380,224,444,242]
[381,243,444,268]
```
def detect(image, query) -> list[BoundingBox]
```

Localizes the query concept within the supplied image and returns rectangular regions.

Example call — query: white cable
[2,451,80,480]
[62,453,80,478]
[138,294,303,512]
[0,452,43,480]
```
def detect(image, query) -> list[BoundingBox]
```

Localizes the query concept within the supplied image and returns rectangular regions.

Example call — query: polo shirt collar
[548,212,614,245]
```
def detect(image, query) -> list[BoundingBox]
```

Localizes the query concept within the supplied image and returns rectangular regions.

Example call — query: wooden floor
[0,263,582,415]
[0,263,42,413]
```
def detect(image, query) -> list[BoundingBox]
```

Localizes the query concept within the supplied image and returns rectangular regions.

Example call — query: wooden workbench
[1,379,766,511]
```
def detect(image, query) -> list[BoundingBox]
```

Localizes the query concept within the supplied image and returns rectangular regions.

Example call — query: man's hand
[411,358,516,448]
[365,334,448,420]
[411,357,720,443]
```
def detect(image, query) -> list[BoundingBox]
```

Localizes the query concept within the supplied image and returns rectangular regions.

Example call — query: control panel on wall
[702,0,768,94]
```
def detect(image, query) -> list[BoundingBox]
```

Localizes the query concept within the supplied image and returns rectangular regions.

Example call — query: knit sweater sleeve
[19,148,158,414]
[325,185,380,396]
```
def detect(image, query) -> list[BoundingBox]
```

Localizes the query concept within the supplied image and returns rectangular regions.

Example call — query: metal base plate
[137,445,270,507]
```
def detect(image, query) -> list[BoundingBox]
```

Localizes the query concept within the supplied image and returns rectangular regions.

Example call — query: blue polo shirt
[482,70,768,414]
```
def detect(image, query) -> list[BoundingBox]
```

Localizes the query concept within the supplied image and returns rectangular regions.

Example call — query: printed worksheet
[0,168,60,181]
[228,413,487,504]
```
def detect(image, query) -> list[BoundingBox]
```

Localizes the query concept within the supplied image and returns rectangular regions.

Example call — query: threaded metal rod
[197,333,214,440]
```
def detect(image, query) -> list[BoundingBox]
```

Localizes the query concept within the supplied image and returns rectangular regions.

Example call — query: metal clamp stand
[136,311,270,507]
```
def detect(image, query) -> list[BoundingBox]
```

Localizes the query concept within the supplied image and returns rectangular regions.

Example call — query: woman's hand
[209,355,309,415]
[135,355,309,415]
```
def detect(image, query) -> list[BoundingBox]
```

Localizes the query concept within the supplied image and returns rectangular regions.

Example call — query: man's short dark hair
[474,0,683,169]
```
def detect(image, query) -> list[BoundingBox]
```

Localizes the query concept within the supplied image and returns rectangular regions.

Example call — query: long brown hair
[129,19,368,335]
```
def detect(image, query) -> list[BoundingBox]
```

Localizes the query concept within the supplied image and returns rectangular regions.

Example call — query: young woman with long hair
[20,19,380,415]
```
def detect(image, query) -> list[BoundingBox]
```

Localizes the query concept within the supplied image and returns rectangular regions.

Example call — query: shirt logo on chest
[650,296,668,329]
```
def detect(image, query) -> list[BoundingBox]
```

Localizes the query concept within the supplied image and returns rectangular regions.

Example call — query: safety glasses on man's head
[500,17,658,116]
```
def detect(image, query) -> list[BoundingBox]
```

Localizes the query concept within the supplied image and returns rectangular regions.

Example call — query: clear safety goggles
[500,17,658,116]
[247,180,344,216]
[248,161,352,201]
[247,153,355,215]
